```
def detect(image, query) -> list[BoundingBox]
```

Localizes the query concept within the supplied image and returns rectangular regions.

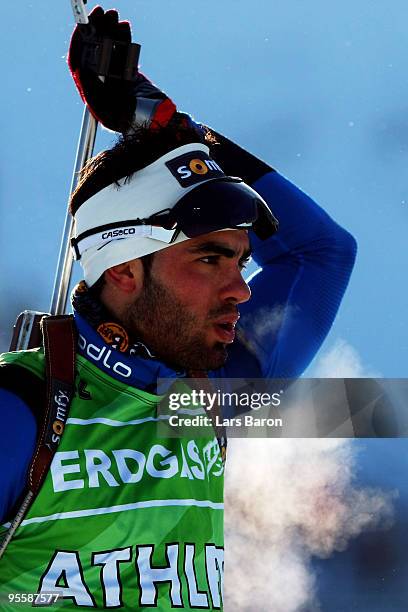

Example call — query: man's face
[123,230,251,371]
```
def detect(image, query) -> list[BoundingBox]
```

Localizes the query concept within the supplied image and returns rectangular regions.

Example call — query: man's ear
[104,259,144,295]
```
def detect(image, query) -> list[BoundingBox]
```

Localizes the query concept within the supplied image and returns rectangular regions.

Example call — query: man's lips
[212,314,239,344]
[213,313,240,326]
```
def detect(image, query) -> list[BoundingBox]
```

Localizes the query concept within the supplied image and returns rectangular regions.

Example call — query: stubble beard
[123,274,228,371]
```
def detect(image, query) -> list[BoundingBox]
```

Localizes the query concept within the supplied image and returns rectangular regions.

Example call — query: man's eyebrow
[188,241,252,261]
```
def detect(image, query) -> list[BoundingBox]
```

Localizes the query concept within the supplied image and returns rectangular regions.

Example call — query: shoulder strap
[29,315,77,494]
[0,315,76,560]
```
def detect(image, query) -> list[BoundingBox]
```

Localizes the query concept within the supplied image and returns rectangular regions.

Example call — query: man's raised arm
[210,132,357,378]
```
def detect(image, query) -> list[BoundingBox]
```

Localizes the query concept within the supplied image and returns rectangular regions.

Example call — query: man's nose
[219,269,251,304]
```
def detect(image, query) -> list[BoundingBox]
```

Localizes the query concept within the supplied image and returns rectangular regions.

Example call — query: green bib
[0,350,224,610]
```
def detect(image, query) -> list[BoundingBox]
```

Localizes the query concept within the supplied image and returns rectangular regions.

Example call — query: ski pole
[49,108,97,315]
[10,1,97,350]
[49,1,97,315]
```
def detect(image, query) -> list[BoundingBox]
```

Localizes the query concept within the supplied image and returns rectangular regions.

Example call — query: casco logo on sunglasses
[166,151,224,188]
[101,227,136,240]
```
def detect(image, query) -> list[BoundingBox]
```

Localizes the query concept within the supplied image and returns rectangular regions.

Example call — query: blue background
[1,1,407,609]
[1,1,407,375]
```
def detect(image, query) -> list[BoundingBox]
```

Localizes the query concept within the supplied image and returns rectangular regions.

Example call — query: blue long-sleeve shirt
[0,166,356,524]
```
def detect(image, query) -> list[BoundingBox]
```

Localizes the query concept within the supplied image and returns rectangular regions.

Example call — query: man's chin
[164,343,229,372]
[151,338,230,372]
[202,342,229,371]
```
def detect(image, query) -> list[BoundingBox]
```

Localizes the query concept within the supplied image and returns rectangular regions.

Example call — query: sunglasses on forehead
[72,177,279,260]
[146,177,279,243]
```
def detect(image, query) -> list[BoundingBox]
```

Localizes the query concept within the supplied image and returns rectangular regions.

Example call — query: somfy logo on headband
[165,150,225,187]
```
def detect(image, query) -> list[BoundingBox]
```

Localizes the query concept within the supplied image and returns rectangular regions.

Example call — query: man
[0,7,356,610]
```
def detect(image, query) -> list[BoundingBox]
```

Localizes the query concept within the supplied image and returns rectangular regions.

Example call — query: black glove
[68,6,177,133]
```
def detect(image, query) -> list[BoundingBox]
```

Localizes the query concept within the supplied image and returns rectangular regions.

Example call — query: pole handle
[71,0,89,24]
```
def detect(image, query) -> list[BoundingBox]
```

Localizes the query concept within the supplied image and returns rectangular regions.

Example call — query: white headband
[73,143,227,286]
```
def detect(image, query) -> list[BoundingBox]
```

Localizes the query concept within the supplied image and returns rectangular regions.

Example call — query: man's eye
[200,256,219,265]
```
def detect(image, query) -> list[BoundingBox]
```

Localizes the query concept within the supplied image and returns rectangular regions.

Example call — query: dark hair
[70,118,216,215]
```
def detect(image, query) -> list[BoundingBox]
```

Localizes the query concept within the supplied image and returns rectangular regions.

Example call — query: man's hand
[68,6,176,133]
